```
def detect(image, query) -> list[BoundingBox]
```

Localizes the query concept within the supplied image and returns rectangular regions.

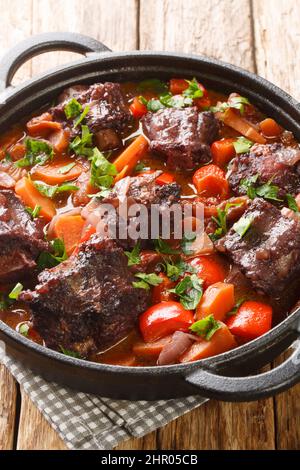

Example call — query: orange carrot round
[259,118,282,137]
[53,214,85,256]
[193,164,229,199]
[31,159,83,185]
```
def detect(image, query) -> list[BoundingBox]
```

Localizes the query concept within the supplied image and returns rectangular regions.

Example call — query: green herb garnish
[210,202,243,241]
[233,137,253,154]
[57,162,76,174]
[34,181,79,198]
[8,282,23,300]
[89,148,117,189]
[59,346,82,358]
[227,297,247,317]
[74,105,90,128]
[180,232,197,255]
[15,139,53,167]
[233,215,253,237]
[169,274,203,310]
[133,272,163,290]
[190,314,222,340]
[210,95,250,114]
[165,259,197,282]
[154,238,180,255]
[286,194,299,213]
[69,125,93,157]
[125,241,141,266]
[64,98,82,119]
[19,323,29,337]
[182,78,204,100]
[37,238,67,270]
[25,204,41,219]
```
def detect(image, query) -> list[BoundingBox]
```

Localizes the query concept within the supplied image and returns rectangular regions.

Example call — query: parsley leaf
[169,274,203,310]
[210,95,250,114]
[89,148,117,189]
[8,282,23,300]
[142,91,194,112]
[69,125,93,157]
[165,259,197,282]
[137,79,168,94]
[19,322,29,337]
[233,215,252,237]
[25,204,41,219]
[64,98,82,119]
[233,136,253,154]
[34,181,79,198]
[133,272,163,290]
[182,78,204,100]
[59,346,82,358]
[227,297,247,317]
[74,105,90,128]
[134,161,149,173]
[57,162,76,174]
[154,238,180,255]
[286,193,299,213]
[37,238,67,270]
[239,174,259,199]
[190,314,222,340]
[256,182,282,202]
[15,139,53,167]
[181,232,197,255]
[125,242,141,266]
[210,202,243,241]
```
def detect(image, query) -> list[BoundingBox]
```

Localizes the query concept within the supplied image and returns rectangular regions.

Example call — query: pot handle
[0,32,111,91]
[185,332,300,402]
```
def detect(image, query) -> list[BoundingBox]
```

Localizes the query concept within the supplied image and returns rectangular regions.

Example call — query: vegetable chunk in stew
[0,77,299,366]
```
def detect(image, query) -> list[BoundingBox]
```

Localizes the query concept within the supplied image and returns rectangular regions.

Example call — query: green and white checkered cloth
[0,345,206,450]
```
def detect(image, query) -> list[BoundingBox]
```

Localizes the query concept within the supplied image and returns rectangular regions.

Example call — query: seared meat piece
[0,190,48,282]
[21,237,149,356]
[216,198,300,298]
[83,171,181,249]
[228,143,300,197]
[51,82,131,144]
[142,108,219,170]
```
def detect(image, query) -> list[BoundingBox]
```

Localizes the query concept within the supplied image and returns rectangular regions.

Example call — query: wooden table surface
[0,0,299,450]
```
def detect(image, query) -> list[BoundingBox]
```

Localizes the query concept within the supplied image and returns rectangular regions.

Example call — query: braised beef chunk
[51,82,131,147]
[216,198,300,298]
[91,171,181,249]
[228,143,300,197]
[142,108,219,170]
[21,237,149,356]
[0,190,48,282]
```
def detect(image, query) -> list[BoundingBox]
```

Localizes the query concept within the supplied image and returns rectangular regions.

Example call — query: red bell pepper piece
[188,256,226,290]
[129,96,148,118]
[139,301,194,342]
[156,172,175,185]
[226,300,272,341]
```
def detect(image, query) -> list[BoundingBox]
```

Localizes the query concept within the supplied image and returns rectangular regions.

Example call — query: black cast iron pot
[0,32,299,401]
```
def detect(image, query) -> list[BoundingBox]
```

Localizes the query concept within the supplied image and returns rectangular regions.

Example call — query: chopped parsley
[233,137,253,154]
[165,259,197,282]
[227,297,247,317]
[89,148,117,189]
[137,79,168,94]
[125,242,141,266]
[69,125,93,157]
[8,282,23,300]
[210,95,250,114]
[180,232,197,255]
[154,238,180,255]
[74,105,90,128]
[286,193,299,213]
[134,161,149,173]
[210,202,242,241]
[34,181,79,198]
[240,175,282,202]
[182,78,204,100]
[59,346,82,358]
[57,162,76,174]
[37,238,67,270]
[133,272,163,290]
[15,138,53,167]
[169,274,203,310]
[19,323,29,337]
[190,314,222,340]
[64,98,82,119]
[233,215,253,237]
[25,204,41,219]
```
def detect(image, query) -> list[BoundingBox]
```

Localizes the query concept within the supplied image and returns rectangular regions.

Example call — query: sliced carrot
[211,138,236,167]
[114,165,129,183]
[259,118,282,137]
[133,335,172,358]
[156,172,175,185]
[196,282,235,321]
[222,108,266,144]
[129,97,148,118]
[226,300,272,341]
[180,322,237,362]
[48,128,70,153]
[113,135,149,176]
[52,214,85,256]
[26,112,62,137]
[193,164,229,199]
[15,177,56,221]
[188,256,226,290]
[31,159,83,185]
[8,142,26,161]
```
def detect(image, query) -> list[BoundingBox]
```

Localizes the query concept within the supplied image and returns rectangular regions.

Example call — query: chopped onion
[157,331,197,366]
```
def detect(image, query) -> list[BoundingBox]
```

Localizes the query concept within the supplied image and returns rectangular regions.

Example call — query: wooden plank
[252,0,300,450]
[17,391,66,450]
[0,364,18,450]
[139,0,255,69]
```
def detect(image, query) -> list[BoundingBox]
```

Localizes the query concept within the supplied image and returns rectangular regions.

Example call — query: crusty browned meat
[228,143,300,197]
[51,82,132,148]
[216,198,300,298]
[0,190,48,282]
[21,237,149,357]
[142,108,219,170]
